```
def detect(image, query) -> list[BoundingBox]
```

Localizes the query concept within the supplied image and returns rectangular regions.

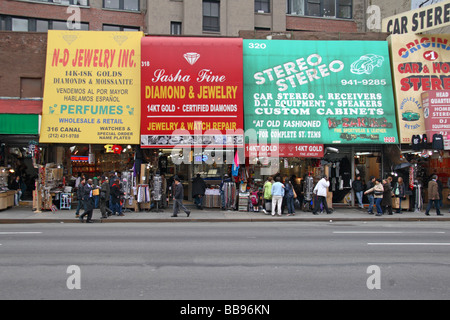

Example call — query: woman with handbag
[284,178,295,216]
[364,179,384,216]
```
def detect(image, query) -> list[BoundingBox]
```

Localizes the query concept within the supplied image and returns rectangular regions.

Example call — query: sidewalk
[0,203,449,224]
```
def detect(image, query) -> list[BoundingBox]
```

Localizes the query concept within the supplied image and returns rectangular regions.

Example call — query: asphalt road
[0,221,449,301]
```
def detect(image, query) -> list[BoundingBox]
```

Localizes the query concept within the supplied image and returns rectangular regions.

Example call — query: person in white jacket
[313,175,332,215]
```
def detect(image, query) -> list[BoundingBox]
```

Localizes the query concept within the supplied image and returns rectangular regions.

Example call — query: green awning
[0,114,39,134]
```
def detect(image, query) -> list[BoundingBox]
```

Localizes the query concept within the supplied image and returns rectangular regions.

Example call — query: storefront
[389,34,450,211]
[242,39,399,209]
[140,36,244,206]
[0,99,42,207]
[37,30,143,211]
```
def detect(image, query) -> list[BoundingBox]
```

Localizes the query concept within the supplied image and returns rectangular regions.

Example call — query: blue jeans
[355,191,363,207]
[425,199,440,215]
[112,202,122,215]
[367,195,374,213]
[286,196,295,214]
[375,198,383,215]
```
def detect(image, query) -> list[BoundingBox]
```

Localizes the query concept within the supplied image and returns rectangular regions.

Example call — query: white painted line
[0,232,42,235]
[368,243,450,246]
[334,231,445,234]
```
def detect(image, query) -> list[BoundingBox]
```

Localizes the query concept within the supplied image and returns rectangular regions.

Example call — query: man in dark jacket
[172,177,190,217]
[352,175,364,209]
[99,176,111,219]
[75,178,85,218]
[192,173,206,210]
[111,178,124,216]
[80,179,94,223]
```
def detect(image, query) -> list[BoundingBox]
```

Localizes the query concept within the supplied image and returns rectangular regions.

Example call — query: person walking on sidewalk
[425,175,443,216]
[192,173,206,210]
[381,179,393,215]
[271,176,285,216]
[312,175,332,215]
[365,179,384,216]
[172,177,190,217]
[80,179,94,223]
[99,176,111,219]
[365,176,376,214]
[111,178,124,216]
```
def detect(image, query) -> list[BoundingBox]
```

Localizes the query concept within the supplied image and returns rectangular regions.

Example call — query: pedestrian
[93,175,100,208]
[10,176,22,206]
[365,179,384,216]
[425,175,443,216]
[79,179,94,223]
[366,176,376,214]
[271,176,285,216]
[75,178,85,218]
[192,173,206,210]
[381,179,393,215]
[312,175,332,215]
[352,175,364,209]
[172,177,190,217]
[393,176,405,213]
[262,176,273,214]
[99,176,110,219]
[284,178,295,216]
[111,178,124,216]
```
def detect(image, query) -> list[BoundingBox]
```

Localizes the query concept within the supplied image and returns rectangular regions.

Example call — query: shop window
[20,78,42,99]
[203,0,220,32]
[255,0,270,13]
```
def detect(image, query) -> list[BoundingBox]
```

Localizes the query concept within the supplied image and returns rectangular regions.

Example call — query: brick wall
[0,32,47,98]
[286,16,357,33]
[1,1,145,31]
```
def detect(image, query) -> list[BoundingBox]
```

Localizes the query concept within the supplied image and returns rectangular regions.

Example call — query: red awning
[0,99,42,114]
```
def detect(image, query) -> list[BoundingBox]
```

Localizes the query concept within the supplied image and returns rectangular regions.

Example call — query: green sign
[243,40,399,144]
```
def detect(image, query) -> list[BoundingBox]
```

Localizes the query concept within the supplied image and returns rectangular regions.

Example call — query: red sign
[423,90,450,137]
[140,37,244,148]
[246,144,324,158]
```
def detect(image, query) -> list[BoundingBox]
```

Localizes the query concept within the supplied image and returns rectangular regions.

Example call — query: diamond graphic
[62,34,78,45]
[113,35,128,46]
[184,52,200,65]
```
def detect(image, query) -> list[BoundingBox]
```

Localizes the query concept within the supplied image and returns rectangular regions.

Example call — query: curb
[1,217,450,224]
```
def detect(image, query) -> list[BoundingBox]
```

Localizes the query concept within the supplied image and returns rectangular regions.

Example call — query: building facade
[0,0,146,32]
[146,0,366,36]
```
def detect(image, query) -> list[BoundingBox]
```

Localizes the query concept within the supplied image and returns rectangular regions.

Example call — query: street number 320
[248,42,267,49]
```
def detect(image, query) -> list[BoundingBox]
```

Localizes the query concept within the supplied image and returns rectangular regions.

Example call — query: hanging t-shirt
[422,134,428,149]
[432,133,444,150]
[411,135,421,150]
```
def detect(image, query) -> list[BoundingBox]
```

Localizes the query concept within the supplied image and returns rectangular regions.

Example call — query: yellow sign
[382,0,450,34]
[40,30,143,144]
[389,33,450,144]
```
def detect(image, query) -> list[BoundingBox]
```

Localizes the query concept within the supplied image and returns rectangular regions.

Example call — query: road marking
[334,231,445,234]
[368,243,450,246]
[0,232,42,235]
